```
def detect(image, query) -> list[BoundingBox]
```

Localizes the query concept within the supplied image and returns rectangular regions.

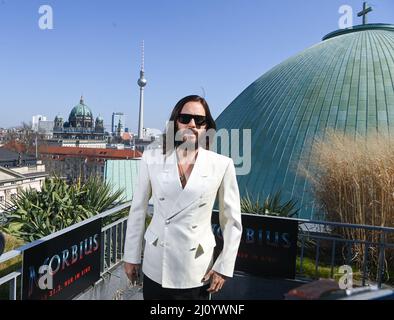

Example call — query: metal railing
[1,206,394,299]
[0,202,132,300]
[284,215,394,288]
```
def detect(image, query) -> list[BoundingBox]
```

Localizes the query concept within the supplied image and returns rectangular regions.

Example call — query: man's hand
[202,270,227,293]
[124,262,141,285]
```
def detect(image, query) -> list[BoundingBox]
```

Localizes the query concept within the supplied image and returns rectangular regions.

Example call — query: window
[0,196,4,202]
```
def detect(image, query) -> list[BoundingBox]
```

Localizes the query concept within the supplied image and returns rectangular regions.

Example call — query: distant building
[0,148,47,214]
[45,139,108,149]
[133,136,158,153]
[32,114,53,137]
[0,147,37,168]
[104,159,153,212]
[121,132,133,142]
[39,145,142,183]
[0,128,6,146]
[105,159,140,202]
[50,96,107,148]
[112,112,126,136]
[37,120,54,138]
[32,115,47,132]
[143,128,162,140]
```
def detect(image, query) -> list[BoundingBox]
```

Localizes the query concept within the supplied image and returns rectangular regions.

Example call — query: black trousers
[142,273,210,300]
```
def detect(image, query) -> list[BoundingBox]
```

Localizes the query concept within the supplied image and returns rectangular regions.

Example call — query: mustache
[180,128,199,135]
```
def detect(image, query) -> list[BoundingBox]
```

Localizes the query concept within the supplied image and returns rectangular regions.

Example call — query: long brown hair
[163,95,216,154]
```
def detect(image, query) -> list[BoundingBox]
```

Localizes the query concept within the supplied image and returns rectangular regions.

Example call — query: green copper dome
[69,96,93,121]
[215,24,394,219]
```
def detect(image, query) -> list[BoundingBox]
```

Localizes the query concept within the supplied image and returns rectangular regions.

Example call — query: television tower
[137,40,147,139]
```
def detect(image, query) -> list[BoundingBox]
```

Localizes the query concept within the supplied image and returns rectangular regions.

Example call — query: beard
[175,128,201,150]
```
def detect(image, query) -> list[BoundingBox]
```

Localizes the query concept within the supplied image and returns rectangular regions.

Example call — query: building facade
[52,97,107,144]
[0,150,47,214]
[111,112,126,137]
[39,145,142,183]
[0,148,37,168]
[32,115,47,132]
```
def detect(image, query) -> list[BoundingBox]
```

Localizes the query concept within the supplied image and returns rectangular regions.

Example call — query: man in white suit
[123,95,242,300]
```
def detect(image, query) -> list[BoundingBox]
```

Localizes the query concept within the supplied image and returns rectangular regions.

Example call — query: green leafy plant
[240,190,299,218]
[240,190,316,249]
[1,175,124,242]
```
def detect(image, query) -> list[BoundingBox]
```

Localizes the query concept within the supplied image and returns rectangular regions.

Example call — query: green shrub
[1,175,124,242]
[240,190,299,218]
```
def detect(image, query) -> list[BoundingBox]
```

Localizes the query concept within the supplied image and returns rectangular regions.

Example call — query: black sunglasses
[177,113,207,126]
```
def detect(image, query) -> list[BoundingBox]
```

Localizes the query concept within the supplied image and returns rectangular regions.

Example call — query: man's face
[176,101,207,146]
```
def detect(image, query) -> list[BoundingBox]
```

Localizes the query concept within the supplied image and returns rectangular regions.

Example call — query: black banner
[22,218,102,300]
[212,213,298,279]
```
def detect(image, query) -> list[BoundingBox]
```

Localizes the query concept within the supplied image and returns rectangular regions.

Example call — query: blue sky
[0,0,393,132]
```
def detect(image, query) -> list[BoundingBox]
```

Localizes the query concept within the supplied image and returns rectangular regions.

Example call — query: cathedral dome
[215,24,394,219]
[68,96,94,128]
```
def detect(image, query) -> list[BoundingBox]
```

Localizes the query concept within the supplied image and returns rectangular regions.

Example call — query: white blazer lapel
[157,153,178,200]
[165,147,210,219]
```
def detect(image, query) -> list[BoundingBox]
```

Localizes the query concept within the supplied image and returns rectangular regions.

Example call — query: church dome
[69,96,93,121]
[68,96,94,128]
[215,24,394,219]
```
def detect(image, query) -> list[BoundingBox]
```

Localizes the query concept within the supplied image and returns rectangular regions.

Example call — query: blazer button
[165,220,170,225]
[159,197,165,201]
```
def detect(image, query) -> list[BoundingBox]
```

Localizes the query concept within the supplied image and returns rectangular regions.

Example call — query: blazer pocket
[198,202,207,208]
[192,236,217,258]
[144,228,159,246]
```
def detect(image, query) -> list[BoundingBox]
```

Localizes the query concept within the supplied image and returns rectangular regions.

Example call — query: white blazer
[123,146,242,289]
